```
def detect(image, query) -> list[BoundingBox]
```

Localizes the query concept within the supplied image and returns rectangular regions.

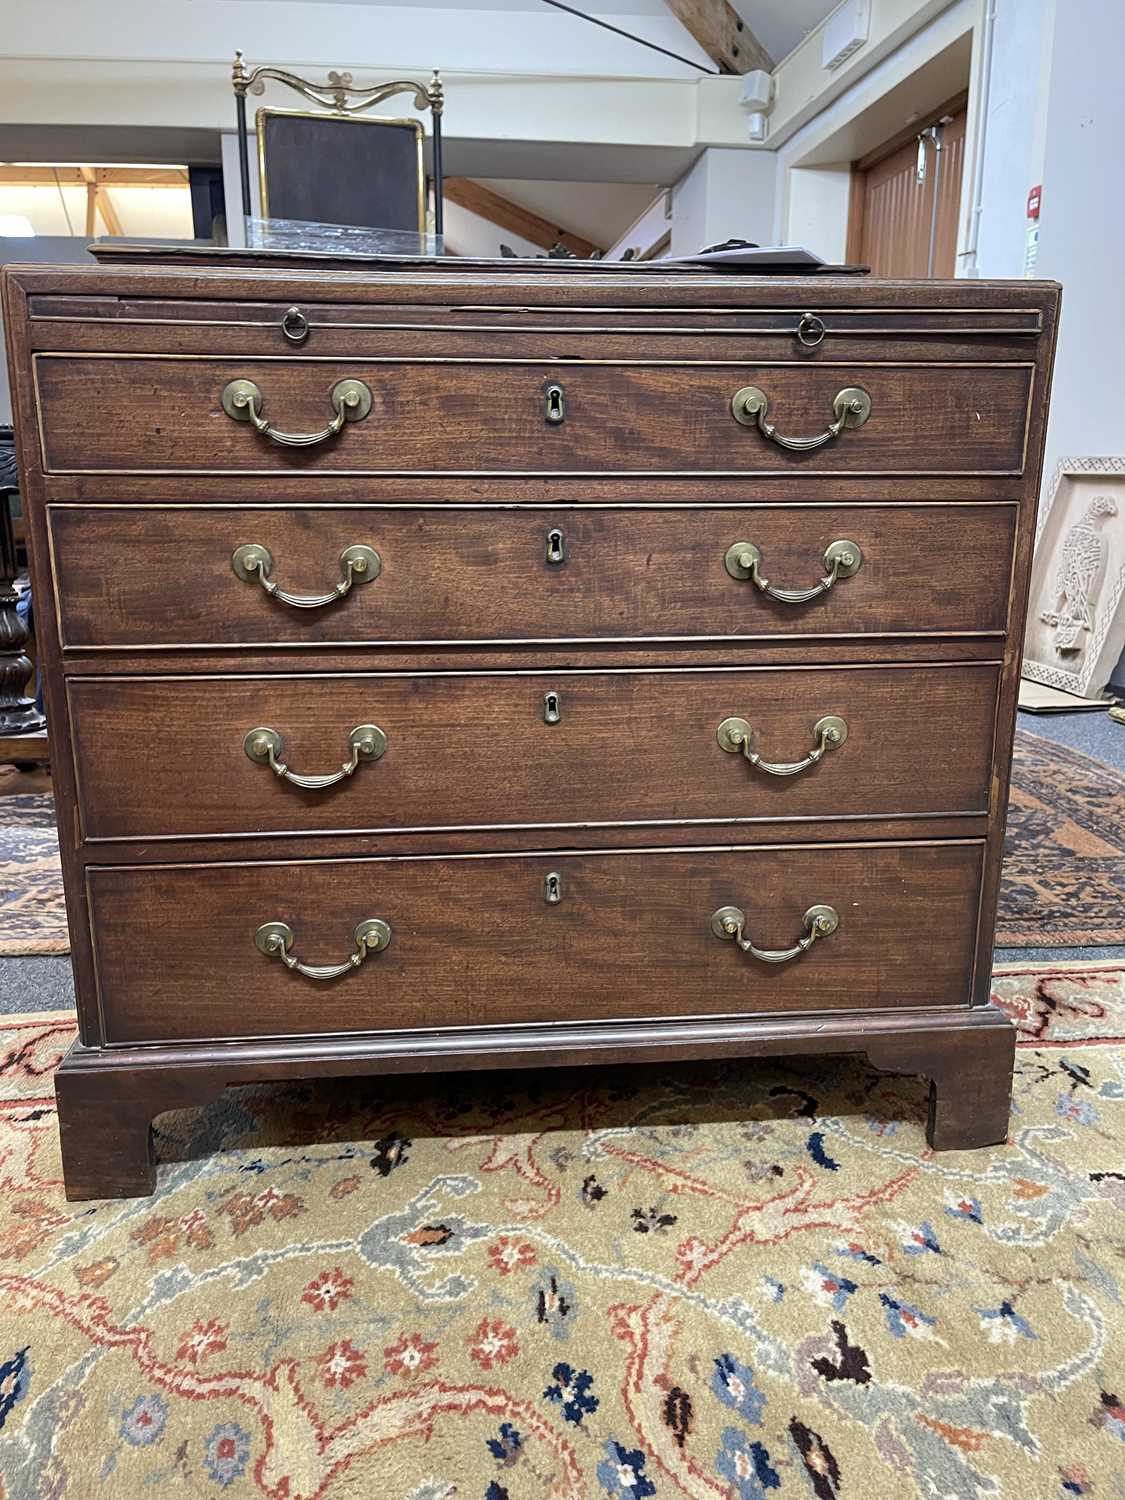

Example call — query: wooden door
[850,106,967,277]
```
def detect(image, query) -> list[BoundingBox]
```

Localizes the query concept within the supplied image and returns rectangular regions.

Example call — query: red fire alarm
[1026,184,1042,219]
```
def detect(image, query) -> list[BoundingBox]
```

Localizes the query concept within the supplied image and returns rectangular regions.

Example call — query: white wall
[669,149,777,256]
[769,0,974,254]
[971,0,1125,684]
[1034,0,1125,684]
[1031,0,1122,478]
[964,0,1054,278]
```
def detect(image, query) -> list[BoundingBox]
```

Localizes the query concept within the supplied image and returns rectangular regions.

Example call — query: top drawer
[31,354,1035,477]
[26,293,1046,363]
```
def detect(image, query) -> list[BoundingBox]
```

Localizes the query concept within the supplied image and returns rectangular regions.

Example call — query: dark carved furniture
[0,253,1060,1199]
[0,428,47,748]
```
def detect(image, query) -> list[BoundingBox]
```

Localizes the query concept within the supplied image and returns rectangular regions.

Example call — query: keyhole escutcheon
[545,382,566,425]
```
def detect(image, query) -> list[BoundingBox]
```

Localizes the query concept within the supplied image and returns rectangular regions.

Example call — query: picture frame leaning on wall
[1022,456,1125,699]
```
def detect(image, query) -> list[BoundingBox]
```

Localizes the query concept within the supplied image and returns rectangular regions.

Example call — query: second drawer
[48,504,1018,649]
[68,663,1000,840]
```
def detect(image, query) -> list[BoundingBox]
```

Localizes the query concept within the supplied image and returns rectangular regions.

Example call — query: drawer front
[34,355,1034,475]
[87,841,984,1042]
[68,665,999,841]
[49,504,1017,648]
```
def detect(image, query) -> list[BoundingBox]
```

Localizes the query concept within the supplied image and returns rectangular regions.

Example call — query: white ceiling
[477,176,658,243]
[225,0,840,69]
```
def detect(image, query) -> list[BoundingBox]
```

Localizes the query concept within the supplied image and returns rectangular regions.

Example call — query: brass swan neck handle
[717,714,847,777]
[731,384,871,451]
[231,542,381,610]
[221,377,373,447]
[711,904,839,964]
[724,539,862,604]
[255,918,392,981]
[244,724,387,790]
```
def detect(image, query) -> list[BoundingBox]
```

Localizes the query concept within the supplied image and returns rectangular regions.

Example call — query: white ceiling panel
[219,0,840,69]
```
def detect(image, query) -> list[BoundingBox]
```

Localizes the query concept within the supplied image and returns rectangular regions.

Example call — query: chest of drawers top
[7,256,1055,487]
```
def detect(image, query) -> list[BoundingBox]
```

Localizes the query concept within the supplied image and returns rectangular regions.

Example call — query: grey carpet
[1016,705,1125,769]
[0,955,74,1014]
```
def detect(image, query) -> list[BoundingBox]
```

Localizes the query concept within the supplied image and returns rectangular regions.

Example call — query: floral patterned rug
[1,963,1122,1498]
[998,730,1125,947]
[2,726,1122,955]
[0,794,67,957]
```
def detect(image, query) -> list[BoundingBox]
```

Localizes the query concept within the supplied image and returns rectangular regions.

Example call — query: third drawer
[67,663,1000,841]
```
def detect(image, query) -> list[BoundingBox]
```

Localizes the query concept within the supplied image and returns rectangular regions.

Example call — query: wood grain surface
[86,840,986,1043]
[67,664,1000,841]
[0,259,1060,1193]
[34,355,1034,475]
[48,503,1018,649]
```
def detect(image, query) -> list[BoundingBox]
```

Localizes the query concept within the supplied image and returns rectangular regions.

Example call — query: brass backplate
[231,542,274,582]
[812,714,849,747]
[804,904,840,937]
[340,543,382,581]
[244,725,282,764]
[730,386,767,427]
[332,379,374,422]
[355,917,392,953]
[823,540,863,577]
[254,919,293,955]
[833,386,872,429]
[350,723,388,761]
[222,379,263,422]
[710,905,745,940]
[724,542,761,581]
[716,716,753,753]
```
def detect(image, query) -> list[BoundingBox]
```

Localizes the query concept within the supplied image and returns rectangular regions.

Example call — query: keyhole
[545,382,566,425]
[544,871,563,904]
[546,527,566,565]
[544,691,561,724]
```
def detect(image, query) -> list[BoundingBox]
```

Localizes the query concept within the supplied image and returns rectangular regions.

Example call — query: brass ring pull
[717,714,847,777]
[711,903,839,963]
[231,542,381,609]
[281,306,310,343]
[724,539,862,603]
[255,917,392,981]
[244,723,387,789]
[221,377,372,447]
[731,384,871,450]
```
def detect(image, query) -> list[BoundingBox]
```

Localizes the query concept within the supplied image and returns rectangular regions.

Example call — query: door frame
[845,88,969,265]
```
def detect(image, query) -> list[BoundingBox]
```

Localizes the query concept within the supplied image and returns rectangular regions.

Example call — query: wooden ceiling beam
[0,166,189,188]
[79,166,98,237]
[444,177,602,258]
[664,0,771,74]
[95,187,123,236]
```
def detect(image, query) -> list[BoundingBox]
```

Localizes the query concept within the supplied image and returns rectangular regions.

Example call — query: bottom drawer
[87,841,984,1044]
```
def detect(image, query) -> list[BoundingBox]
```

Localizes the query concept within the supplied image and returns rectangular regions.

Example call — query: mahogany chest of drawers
[0,252,1060,1199]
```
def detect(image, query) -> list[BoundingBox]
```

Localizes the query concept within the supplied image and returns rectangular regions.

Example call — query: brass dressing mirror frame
[232,52,444,235]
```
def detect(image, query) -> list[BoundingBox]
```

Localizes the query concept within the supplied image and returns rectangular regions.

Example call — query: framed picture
[256,108,426,232]
[1022,456,1125,698]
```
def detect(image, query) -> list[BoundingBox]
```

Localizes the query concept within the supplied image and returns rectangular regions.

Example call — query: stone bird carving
[1040,494,1118,655]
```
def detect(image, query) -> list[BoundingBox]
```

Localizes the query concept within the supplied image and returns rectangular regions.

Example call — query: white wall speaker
[738,70,773,113]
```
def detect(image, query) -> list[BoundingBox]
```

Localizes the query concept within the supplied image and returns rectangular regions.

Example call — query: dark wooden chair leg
[54,1048,227,1200]
[866,1010,1016,1152]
